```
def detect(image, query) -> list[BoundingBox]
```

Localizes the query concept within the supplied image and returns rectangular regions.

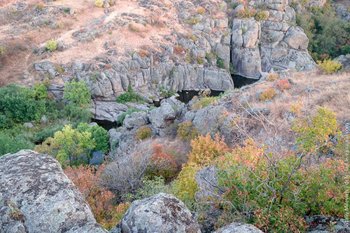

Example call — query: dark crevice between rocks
[92,119,118,130]
[176,90,224,104]
[232,74,259,88]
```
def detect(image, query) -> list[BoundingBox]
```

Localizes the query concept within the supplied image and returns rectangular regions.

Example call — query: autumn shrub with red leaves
[65,165,129,230]
[146,144,178,181]
[276,79,292,91]
[146,139,189,181]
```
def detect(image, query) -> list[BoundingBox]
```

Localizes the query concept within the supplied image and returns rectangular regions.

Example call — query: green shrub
[124,176,169,201]
[45,39,58,52]
[35,125,95,166]
[217,138,346,232]
[177,121,198,141]
[116,86,144,104]
[33,83,49,100]
[317,59,342,74]
[0,131,34,156]
[63,81,92,122]
[159,86,176,98]
[255,10,269,21]
[63,81,91,107]
[135,126,152,140]
[64,104,91,123]
[216,57,225,69]
[33,123,64,144]
[296,7,350,59]
[292,107,339,153]
[77,123,109,152]
[0,85,47,127]
[172,165,199,208]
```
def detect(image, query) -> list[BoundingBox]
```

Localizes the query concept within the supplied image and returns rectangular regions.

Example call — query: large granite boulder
[91,101,128,123]
[120,193,201,233]
[214,222,263,233]
[149,96,185,130]
[0,150,107,233]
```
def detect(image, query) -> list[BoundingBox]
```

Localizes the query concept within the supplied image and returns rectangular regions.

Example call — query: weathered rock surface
[91,101,128,122]
[0,150,107,233]
[195,166,224,202]
[231,0,315,79]
[120,193,201,233]
[214,222,263,233]
[335,54,350,71]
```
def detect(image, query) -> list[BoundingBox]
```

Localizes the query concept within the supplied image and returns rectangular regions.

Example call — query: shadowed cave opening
[93,119,119,130]
[232,74,259,88]
[176,90,224,103]
[176,75,259,103]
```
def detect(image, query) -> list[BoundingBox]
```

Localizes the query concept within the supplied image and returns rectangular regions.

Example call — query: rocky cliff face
[0,150,107,233]
[1,0,316,100]
[230,0,315,79]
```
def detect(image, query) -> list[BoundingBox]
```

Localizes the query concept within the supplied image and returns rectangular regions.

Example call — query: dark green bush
[296,6,350,60]
[63,81,91,107]
[33,123,64,144]
[77,123,109,153]
[116,86,144,104]
[0,85,47,128]
[0,131,34,156]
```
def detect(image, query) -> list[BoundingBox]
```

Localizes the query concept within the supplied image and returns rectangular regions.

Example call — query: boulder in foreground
[120,193,201,233]
[0,150,106,233]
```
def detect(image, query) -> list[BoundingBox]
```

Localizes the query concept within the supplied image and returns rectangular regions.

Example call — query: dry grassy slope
[218,71,350,154]
[0,0,227,86]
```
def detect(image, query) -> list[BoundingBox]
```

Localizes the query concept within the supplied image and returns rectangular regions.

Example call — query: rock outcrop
[214,222,263,233]
[231,0,316,79]
[119,193,201,233]
[195,166,224,202]
[0,150,106,233]
[336,54,350,71]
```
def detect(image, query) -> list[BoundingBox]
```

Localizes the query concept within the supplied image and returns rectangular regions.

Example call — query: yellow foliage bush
[95,0,104,8]
[267,73,279,81]
[196,6,206,14]
[259,88,276,101]
[317,59,342,74]
[255,10,269,21]
[45,39,58,52]
[188,134,229,167]
[135,126,152,140]
[172,164,199,206]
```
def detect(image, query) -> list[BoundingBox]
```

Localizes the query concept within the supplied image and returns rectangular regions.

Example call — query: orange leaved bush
[147,143,178,181]
[64,165,129,230]
[276,79,291,91]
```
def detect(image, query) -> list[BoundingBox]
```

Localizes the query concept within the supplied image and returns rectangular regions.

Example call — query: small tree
[36,125,95,166]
